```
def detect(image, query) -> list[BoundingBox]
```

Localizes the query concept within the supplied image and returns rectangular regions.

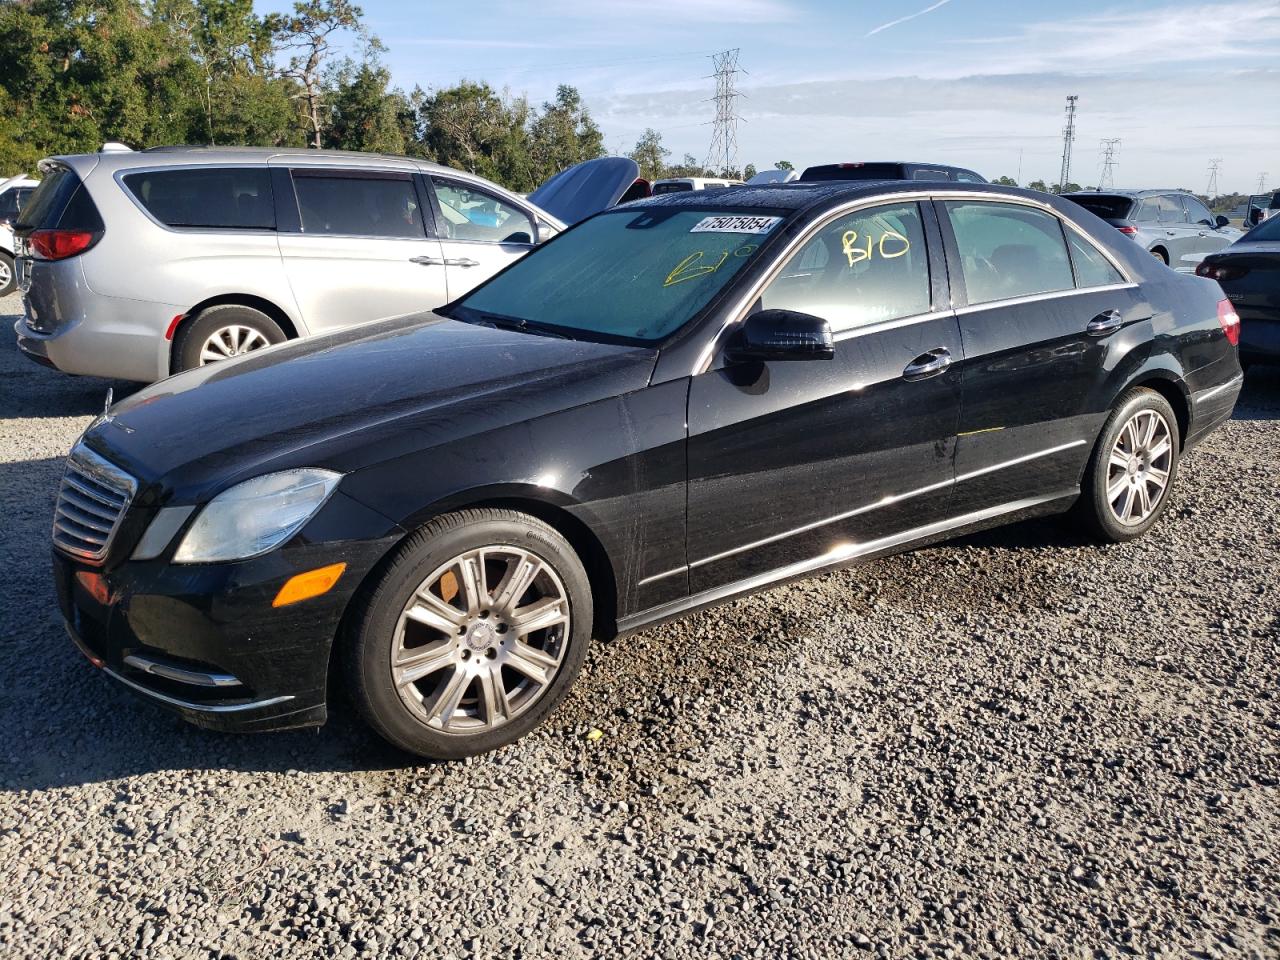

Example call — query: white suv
[0,173,40,296]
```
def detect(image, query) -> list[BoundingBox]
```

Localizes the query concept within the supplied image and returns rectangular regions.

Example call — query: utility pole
[1058,95,1079,193]
[705,49,744,178]
[1099,138,1121,190]
[1205,159,1223,198]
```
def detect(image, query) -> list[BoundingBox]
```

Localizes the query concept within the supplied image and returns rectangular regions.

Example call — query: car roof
[622,180,1060,219]
[1065,189,1192,198]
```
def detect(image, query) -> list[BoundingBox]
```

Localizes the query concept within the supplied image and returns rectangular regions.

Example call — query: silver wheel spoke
[506,641,558,685]
[457,554,487,615]
[394,643,457,687]
[405,591,466,634]
[1147,438,1172,463]
[1106,474,1129,503]
[1146,465,1169,490]
[1108,448,1131,472]
[510,596,568,636]
[427,665,472,728]
[1134,481,1151,517]
[477,668,511,725]
[491,555,542,615]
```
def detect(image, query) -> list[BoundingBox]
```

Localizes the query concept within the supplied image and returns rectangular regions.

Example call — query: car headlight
[172,469,342,564]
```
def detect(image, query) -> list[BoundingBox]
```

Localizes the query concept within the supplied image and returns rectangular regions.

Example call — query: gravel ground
[0,292,1277,960]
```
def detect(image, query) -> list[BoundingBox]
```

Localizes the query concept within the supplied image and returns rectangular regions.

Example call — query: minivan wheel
[0,252,15,297]
[1150,247,1169,266]
[173,304,286,373]
[344,508,593,760]
[1075,388,1180,543]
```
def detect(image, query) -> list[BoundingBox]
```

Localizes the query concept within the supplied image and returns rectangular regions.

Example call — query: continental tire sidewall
[346,509,593,760]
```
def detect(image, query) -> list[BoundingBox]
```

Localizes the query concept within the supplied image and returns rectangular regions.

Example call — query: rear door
[937,198,1147,513]
[685,200,962,592]
[1154,193,1199,271]
[426,175,537,296]
[274,165,448,335]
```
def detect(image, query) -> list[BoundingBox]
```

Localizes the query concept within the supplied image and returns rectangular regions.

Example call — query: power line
[705,49,744,177]
[1259,172,1270,193]
[1058,95,1079,191]
[1098,138,1121,190]
[1205,158,1223,197]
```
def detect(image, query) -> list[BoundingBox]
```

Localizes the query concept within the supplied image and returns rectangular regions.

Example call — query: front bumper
[55,495,404,733]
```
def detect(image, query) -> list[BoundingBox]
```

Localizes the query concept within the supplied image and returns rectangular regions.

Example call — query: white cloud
[865,0,954,38]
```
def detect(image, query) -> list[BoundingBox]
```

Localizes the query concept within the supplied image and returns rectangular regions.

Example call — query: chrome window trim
[693,189,1137,375]
[952,282,1139,316]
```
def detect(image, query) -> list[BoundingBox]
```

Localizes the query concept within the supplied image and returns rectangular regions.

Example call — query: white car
[651,177,744,195]
[0,174,40,296]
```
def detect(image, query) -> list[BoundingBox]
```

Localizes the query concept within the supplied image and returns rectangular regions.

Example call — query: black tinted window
[761,203,931,330]
[1065,229,1124,287]
[295,174,424,238]
[15,166,79,230]
[0,186,33,219]
[123,167,274,229]
[800,163,905,182]
[653,182,694,194]
[945,201,1074,304]
[1064,194,1135,220]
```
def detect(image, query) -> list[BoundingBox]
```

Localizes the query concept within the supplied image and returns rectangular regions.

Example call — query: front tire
[344,508,593,760]
[1076,388,1180,543]
[173,304,286,373]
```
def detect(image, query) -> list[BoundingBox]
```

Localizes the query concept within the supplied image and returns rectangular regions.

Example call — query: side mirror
[727,309,834,363]
[1215,215,1230,228]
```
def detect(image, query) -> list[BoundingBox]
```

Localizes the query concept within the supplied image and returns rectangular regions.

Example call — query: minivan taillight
[1217,299,1240,346]
[29,228,100,261]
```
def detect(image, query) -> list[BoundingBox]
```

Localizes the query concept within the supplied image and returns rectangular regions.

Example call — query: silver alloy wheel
[0,259,11,288]
[391,545,570,734]
[198,324,271,364]
[1106,408,1173,525]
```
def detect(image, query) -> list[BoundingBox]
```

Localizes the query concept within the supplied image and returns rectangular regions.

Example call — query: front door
[686,200,962,593]
[427,176,538,296]
[936,198,1149,514]
[274,166,449,335]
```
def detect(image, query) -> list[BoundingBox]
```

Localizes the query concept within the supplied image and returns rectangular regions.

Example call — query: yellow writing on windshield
[664,250,729,287]
[841,230,911,268]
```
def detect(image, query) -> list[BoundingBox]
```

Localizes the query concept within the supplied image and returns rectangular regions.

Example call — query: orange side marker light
[273,562,346,608]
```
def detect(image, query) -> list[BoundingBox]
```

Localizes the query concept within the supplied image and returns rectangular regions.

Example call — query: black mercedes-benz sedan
[1196,213,1280,367]
[55,181,1243,759]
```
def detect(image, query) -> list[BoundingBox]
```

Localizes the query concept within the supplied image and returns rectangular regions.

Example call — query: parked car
[1196,213,1280,367]
[651,177,743,194]
[746,168,799,185]
[1062,189,1241,272]
[799,161,986,184]
[56,181,1241,759]
[0,173,40,296]
[13,146,638,382]
[1245,191,1280,228]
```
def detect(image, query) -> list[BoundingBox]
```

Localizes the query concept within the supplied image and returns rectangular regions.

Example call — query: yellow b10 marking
[841,230,911,267]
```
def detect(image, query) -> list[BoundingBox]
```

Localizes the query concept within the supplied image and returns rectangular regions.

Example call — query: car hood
[527,156,641,225]
[83,314,658,503]
[1221,240,1280,256]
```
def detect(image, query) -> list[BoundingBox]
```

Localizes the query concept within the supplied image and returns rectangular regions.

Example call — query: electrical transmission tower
[1058,95,1079,191]
[1258,172,1270,192]
[1099,138,1121,189]
[1205,159,1223,198]
[704,49,744,177]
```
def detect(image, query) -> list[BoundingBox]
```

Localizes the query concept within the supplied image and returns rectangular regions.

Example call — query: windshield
[1244,214,1280,242]
[450,206,788,344]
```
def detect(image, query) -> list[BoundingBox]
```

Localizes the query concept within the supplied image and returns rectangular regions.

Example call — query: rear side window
[945,201,1074,304]
[294,173,424,238]
[761,202,932,331]
[15,166,81,230]
[800,163,905,182]
[0,186,34,220]
[123,167,274,230]
[1065,229,1124,287]
[1155,195,1186,224]
[653,182,693,194]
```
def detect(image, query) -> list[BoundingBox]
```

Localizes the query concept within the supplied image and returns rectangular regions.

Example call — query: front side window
[294,173,423,238]
[452,206,786,344]
[1183,196,1215,226]
[431,178,532,244]
[760,202,931,331]
[1065,229,1124,288]
[123,167,274,230]
[945,201,1074,304]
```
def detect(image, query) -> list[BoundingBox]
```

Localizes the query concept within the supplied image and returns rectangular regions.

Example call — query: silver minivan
[14,146,637,381]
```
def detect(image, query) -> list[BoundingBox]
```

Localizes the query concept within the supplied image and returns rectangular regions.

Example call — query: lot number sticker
[689,215,782,235]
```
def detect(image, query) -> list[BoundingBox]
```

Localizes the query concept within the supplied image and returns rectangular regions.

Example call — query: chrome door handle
[902,348,952,381]
[410,256,445,266]
[1087,309,1124,336]
[445,257,480,268]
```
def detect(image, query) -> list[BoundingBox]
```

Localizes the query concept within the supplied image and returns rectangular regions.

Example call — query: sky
[259,0,1280,193]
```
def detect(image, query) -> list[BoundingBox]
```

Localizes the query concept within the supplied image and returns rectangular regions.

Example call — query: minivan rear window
[15,166,81,231]
[122,167,275,230]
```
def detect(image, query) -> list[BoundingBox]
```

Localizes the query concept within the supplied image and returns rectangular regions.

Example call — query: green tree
[1027,179,1049,193]
[743,162,757,181]
[270,0,367,148]
[627,127,668,182]
[994,175,1018,186]
[325,59,411,154]
[664,153,710,178]
[416,80,533,187]
[529,84,603,182]
[775,159,794,171]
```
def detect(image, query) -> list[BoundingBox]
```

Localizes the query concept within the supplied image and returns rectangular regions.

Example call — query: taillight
[1217,299,1240,346]
[1196,260,1247,282]
[1117,225,1139,236]
[29,228,99,261]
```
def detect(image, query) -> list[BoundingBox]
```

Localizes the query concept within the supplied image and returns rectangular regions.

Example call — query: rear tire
[1075,388,1180,543]
[1150,247,1170,266]
[173,304,286,373]
[0,252,15,297]
[343,508,593,760]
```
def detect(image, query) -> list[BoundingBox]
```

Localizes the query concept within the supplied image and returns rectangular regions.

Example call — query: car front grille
[52,446,137,564]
